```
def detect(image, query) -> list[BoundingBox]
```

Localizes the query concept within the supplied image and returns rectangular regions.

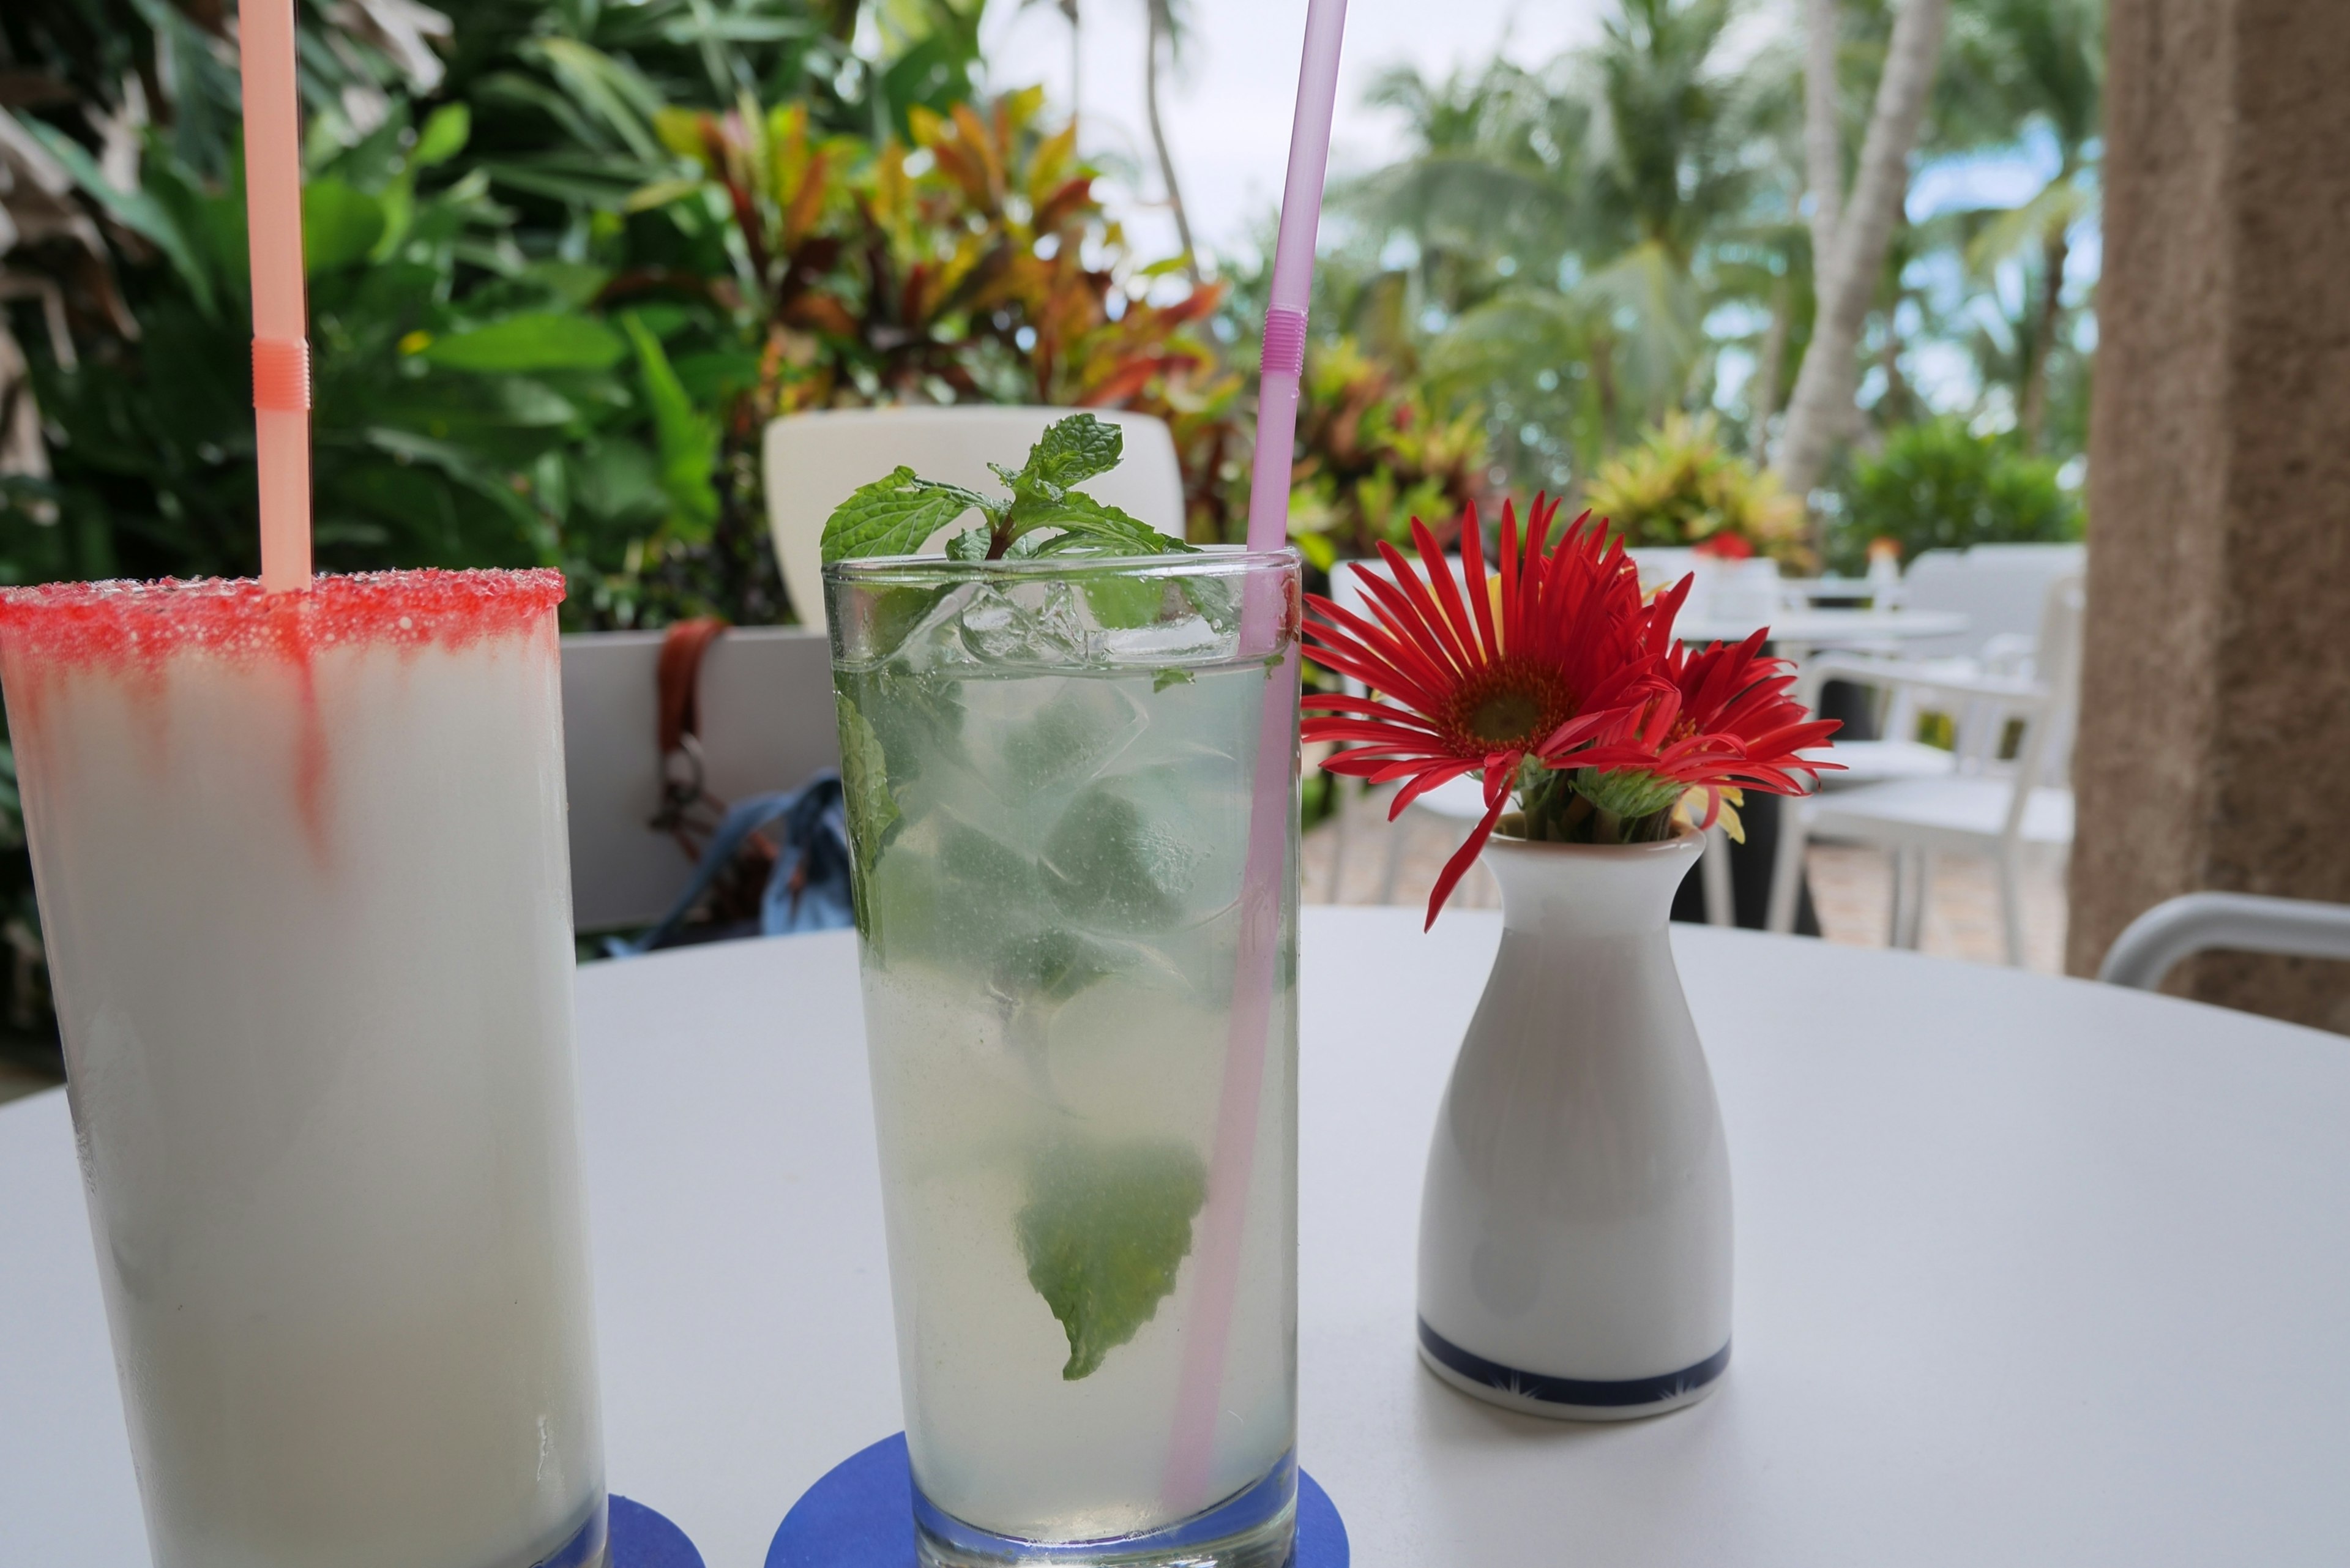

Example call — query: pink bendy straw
[238,0,315,591]
[1163,0,1350,1517]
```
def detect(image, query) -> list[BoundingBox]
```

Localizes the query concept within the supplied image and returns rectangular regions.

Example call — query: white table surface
[6,911,2349,1566]
[1677,607,1969,648]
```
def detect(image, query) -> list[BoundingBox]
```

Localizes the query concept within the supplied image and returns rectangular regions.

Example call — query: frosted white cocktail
[827,551,1300,1568]
[0,571,605,1568]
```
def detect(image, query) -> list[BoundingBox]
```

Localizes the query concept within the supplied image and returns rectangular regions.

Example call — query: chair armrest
[1799,654,2048,708]
[2099,892,2350,991]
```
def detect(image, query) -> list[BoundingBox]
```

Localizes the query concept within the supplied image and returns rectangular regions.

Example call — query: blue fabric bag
[608,771,854,955]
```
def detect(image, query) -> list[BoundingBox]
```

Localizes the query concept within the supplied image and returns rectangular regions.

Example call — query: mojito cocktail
[0,572,605,1568]
[827,550,1300,1568]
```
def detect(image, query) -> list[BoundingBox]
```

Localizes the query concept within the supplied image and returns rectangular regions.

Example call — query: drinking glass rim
[823,543,1299,585]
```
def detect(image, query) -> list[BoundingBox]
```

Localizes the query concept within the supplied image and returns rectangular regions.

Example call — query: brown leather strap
[656,618,729,756]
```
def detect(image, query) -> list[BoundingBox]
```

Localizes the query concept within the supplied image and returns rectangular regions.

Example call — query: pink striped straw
[237,0,314,591]
[1163,0,1350,1518]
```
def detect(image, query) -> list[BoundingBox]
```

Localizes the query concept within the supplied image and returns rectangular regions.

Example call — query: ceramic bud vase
[1416,832,1733,1420]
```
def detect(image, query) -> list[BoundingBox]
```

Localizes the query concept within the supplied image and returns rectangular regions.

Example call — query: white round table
[5,911,2348,1565]
[1677,607,1970,649]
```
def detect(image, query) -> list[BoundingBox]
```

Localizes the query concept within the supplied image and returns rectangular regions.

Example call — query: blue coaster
[764,1435,1347,1567]
[612,1495,705,1568]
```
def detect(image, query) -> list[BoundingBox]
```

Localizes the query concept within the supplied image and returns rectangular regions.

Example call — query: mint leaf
[1024,413,1125,491]
[991,928,1123,1006]
[1039,783,1198,932]
[1017,1140,1209,1380]
[1020,492,1185,556]
[822,468,996,563]
[819,414,1195,562]
[1083,573,1167,629]
[1152,668,1196,692]
[835,696,900,935]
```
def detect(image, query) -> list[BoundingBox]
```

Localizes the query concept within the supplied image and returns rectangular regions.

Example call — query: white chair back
[1900,543,2086,660]
[561,627,839,931]
[1328,554,1469,696]
[762,407,1187,631]
[2021,573,2086,788]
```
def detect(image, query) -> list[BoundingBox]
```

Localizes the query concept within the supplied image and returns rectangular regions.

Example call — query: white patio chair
[1765,576,2083,965]
[1320,556,1733,923]
[561,627,838,932]
[2100,893,2350,991]
[762,406,1186,631]
[1897,543,2086,662]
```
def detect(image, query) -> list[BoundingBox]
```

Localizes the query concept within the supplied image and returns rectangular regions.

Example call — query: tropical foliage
[1582,413,1809,565]
[1327,0,2098,522]
[0,0,2105,1066]
[1831,415,2080,573]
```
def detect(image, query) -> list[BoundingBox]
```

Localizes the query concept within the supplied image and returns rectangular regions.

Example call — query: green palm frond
[1961,176,2094,276]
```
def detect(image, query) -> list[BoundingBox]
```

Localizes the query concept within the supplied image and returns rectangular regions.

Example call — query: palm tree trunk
[1752,275,1791,463]
[2020,224,2070,449]
[1805,0,1844,277]
[1878,300,1911,423]
[1144,0,1199,282]
[1773,0,1951,501]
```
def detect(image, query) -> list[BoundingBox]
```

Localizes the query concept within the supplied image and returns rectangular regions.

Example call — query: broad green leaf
[652,106,712,164]
[412,104,471,168]
[529,37,665,160]
[479,378,579,427]
[1023,413,1124,491]
[1018,1139,1209,1381]
[303,178,386,275]
[624,176,708,214]
[622,315,719,539]
[670,348,763,405]
[424,313,629,373]
[821,468,991,563]
[944,526,991,561]
[526,261,612,309]
[14,113,215,313]
[572,441,667,524]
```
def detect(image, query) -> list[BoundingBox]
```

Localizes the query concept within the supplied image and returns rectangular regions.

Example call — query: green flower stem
[1501,761,1680,846]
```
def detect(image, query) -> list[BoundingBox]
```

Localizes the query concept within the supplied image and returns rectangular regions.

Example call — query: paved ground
[1303,803,2068,975]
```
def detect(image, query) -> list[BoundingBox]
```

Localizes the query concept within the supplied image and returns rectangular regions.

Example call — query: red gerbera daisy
[1572,627,1844,828]
[1300,499,1666,926]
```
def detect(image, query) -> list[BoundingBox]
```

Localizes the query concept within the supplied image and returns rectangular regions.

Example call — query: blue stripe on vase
[1417,1320,1731,1408]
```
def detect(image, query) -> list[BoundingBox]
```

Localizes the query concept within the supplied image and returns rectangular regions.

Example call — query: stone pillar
[2070,0,2350,1028]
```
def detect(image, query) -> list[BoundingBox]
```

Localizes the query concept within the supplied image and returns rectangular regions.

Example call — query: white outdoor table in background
[1677,606,1969,651]
[5,910,2348,1565]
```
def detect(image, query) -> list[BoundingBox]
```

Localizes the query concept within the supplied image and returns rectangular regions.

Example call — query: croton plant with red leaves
[1300,499,1841,925]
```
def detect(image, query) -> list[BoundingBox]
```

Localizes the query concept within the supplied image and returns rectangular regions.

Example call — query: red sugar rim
[0,569,565,665]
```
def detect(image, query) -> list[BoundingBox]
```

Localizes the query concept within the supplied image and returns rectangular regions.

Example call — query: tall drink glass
[826,548,1301,1568]
[0,571,605,1568]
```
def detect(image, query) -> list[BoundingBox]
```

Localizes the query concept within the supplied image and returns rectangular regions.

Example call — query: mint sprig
[820,413,1198,564]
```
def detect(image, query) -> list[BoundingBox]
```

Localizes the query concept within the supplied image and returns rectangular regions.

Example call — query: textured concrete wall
[2071,0,2350,1028]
